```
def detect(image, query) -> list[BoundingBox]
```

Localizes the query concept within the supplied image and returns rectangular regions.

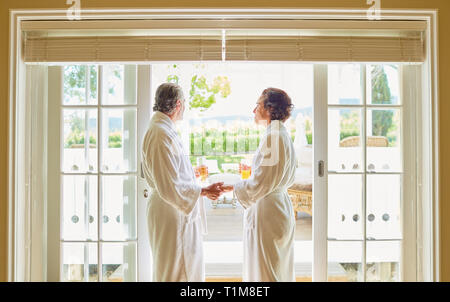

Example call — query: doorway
[30,61,420,281]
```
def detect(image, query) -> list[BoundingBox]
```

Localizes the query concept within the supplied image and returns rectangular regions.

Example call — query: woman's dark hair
[261,88,294,121]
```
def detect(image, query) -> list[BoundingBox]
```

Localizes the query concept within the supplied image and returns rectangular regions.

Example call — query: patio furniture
[288,183,313,218]
[221,163,239,173]
[339,136,389,147]
[205,159,221,174]
[288,167,313,219]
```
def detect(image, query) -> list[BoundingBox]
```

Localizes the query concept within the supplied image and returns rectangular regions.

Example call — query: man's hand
[220,184,234,193]
[201,182,224,200]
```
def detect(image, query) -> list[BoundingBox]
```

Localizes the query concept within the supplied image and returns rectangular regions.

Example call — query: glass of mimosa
[240,160,251,180]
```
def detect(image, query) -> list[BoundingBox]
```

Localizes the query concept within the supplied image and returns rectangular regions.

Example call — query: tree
[64,65,98,102]
[371,65,393,137]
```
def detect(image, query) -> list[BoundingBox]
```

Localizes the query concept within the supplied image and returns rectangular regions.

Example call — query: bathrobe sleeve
[234,130,293,209]
[144,133,202,215]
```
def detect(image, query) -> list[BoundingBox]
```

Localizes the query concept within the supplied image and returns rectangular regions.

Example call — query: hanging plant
[166,65,231,112]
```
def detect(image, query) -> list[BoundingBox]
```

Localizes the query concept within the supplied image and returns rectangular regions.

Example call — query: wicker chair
[288,183,312,219]
[339,136,389,147]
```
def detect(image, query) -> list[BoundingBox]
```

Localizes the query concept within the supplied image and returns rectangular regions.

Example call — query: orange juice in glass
[199,165,208,181]
[197,157,208,181]
[241,167,251,179]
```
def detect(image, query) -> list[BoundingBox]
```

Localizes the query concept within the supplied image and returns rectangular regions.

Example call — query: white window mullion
[361,64,367,282]
[312,64,328,282]
[97,65,103,282]
[83,65,90,282]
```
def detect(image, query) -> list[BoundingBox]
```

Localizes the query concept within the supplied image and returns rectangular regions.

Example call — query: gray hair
[153,83,184,114]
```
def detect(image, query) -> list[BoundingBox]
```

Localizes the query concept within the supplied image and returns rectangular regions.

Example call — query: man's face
[177,98,185,121]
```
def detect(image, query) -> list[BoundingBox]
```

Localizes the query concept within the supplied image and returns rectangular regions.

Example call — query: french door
[47,64,147,281]
[314,63,419,281]
[42,62,419,281]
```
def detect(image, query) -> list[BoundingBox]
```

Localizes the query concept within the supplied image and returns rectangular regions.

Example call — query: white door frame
[136,65,152,282]
[8,8,440,282]
[312,64,328,281]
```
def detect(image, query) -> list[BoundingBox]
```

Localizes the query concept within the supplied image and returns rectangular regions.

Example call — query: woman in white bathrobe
[141,83,223,282]
[224,88,297,282]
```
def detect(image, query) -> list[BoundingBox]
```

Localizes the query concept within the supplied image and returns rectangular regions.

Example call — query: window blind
[225,35,424,62]
[23,36,223,62]
[22,20,425,63]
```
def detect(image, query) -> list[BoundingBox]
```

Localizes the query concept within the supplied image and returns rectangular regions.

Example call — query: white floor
[203,241,353,277]
[204,241,312,264]
[204,239,400,277]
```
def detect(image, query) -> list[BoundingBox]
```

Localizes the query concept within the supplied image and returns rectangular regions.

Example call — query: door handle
[318,160,325,177]
[144,189,149,198]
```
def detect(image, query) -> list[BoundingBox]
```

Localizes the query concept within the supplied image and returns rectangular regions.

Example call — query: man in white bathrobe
[223,88,297,282]
[141,83,224,282]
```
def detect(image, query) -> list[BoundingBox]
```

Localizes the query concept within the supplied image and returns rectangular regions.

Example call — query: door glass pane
[328,64,362,105]
[328,174,363,240]
[63,109,98,173]
[62,175,98,241]
[328,108,363,172]
[366,241,401,281]
[62,243,98,282]
[102,65,137,105]
[101,175,137,241]
[366,175,401,240]
[328,241,363,282]
[368,64,400,105]
[366,109,401,172]
[63,65,98,105]
[101,108,137,173]
[101,242,137,282]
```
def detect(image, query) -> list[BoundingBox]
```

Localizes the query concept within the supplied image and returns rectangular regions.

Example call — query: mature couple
[141,83,297,282]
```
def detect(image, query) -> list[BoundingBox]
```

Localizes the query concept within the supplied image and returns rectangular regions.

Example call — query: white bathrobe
[234,121,297,282]
[141,111,207,282]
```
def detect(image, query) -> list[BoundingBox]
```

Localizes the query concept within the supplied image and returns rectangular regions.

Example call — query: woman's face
[253,95,271,125]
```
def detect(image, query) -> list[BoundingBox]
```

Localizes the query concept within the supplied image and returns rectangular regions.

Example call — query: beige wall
[1,0,449,281]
